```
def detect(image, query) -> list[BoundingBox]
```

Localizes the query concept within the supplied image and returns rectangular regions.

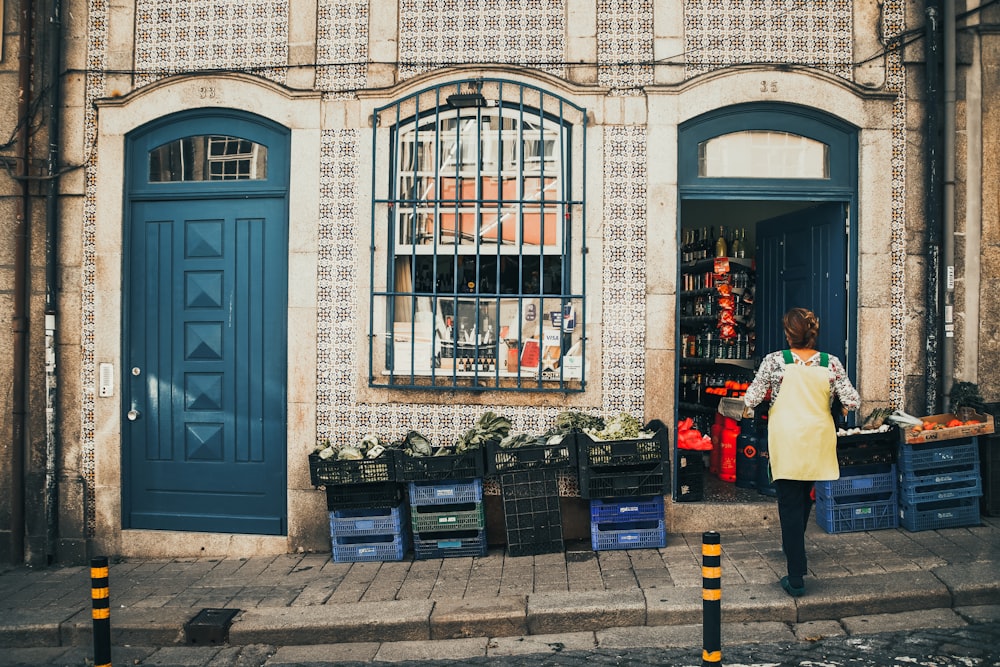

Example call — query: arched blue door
[678,103,859,373]
[675,103,859,499]
[123,110,290,534]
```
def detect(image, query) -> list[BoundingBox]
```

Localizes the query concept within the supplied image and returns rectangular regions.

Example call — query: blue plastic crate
[815,494,899,534]
[408,478,483,506]
[899,496,981,532]
[410,503,485,533]
[329,503,408,538]
[591,520,667,551]
[413,529,488,559]
[331,533,409,563]
[815,466,897,503]
[899,465,982,504]
[590,496,664,523]
[898,439,979,474]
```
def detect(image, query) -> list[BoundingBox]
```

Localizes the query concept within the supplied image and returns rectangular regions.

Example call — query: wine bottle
[715,225,727,257]
[730,227,742,258]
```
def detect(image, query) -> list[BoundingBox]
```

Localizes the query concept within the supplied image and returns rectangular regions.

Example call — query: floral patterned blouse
[743,350,860,410]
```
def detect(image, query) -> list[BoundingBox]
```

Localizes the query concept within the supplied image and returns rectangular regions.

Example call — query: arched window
[149,135,268,182]
[698,130,829,179]
[371,80,588,392]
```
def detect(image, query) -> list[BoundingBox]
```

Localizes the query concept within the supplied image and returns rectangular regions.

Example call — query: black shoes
[780,576,806,597]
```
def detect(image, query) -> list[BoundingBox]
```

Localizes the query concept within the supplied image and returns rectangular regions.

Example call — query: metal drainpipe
[43,0,64,564]
[942,0,957,406]
[924,2,942,415]
[11,0,35,564]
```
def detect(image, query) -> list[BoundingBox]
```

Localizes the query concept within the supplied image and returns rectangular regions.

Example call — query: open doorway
[677,198,849,503]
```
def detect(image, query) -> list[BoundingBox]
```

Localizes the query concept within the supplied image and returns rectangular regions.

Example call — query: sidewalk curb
[4,581,996,648]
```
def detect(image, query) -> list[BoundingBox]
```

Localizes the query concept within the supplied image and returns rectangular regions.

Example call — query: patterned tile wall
[684,0,853,80]
[315,0,368,92]
[397,0,566,80]
[598,0,655,93]
[601,127,648,415]
[884,0,906,407]
[82,0,109,538]
[134,0,289,86]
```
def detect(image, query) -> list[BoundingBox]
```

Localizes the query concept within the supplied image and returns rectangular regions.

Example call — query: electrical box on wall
[98,363,114,397]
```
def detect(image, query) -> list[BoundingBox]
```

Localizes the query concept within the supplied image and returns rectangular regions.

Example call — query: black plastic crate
[580,461,668,500]
[413,529,488,559]
[499,470,564,556]
[675,472,704,502]
[325,482,403,510]
[395,447,485,482]
[676,451,706,474]
[309,451,397,487]
[486,436,577,474]
[578,424,669,468]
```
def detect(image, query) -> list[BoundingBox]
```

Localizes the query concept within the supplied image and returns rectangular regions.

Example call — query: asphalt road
[3,621,998,667]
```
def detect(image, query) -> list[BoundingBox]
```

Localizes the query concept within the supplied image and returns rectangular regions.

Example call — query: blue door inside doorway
[755,202,848,362]
[125,197,288,534]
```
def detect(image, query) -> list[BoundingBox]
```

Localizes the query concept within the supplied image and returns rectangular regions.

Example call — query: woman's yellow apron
[767,350,840,482]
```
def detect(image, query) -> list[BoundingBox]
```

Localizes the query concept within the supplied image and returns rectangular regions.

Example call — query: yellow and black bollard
[91,556,112,667]
[702,531,722,666]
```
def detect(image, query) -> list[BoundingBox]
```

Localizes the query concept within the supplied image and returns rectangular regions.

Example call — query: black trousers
[774,479,814,579]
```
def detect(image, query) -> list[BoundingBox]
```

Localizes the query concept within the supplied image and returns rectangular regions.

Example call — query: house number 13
[760,81,778,93]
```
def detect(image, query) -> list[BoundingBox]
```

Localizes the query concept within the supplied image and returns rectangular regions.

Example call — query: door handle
[127,409,141,421]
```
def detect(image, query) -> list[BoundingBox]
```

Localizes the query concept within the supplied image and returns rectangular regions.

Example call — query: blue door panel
[125,198,287,535]
[756,202,847,362]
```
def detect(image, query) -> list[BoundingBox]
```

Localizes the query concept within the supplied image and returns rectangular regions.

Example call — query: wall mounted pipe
[942,0,957,405]
[43,0,64,564]
[10,0,35,564]
[924,1,943,414]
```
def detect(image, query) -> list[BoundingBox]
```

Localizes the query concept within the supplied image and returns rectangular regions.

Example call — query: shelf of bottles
[678,226,756,434]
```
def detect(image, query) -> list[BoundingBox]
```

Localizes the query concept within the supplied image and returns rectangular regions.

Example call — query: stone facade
[0,0,996,563]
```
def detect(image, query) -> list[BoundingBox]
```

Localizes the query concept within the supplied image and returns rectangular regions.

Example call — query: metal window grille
[369,79,588,392]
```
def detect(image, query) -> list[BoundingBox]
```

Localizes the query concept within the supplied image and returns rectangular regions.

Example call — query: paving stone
[792,619,846,641]
[430,595,527,639]
[841,607,967,635]
[527,590,645,634]
[487,631,596,656]
[266,642,379,665]
[373,637,488,661]
[229,600,433,645]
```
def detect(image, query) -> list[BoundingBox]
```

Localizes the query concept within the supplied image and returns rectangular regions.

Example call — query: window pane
[378,90,584,391]
[698,131,828,179]
[149,135,268,182]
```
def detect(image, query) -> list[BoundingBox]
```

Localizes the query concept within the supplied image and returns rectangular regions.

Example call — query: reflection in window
[698,131,829,179]
[149,135,268,182]
[371,83,587,392]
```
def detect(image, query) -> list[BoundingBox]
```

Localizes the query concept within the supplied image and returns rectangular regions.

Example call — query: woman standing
[743,307,860,597]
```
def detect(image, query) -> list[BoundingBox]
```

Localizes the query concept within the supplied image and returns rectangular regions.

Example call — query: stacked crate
[329,504,410,563]
[309,450,409,562]
[589,495,666,551]
[408,478,488,558]
[813,427,901,534]
[396,446,488,559]
[815,464,899,534]
[486,436,576,556]
[578,422,669,551]
[675,450,705,502]
[577,423,670,500]
[897,436,982,531]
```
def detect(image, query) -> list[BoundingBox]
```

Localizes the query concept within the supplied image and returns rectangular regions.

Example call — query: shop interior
[677,198,827,504]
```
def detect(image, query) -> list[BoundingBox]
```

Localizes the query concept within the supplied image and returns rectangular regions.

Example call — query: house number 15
[760,81,778,93]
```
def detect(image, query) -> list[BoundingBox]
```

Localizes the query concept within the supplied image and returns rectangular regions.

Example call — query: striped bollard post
[91,556,112,667]
[702,531,722,666]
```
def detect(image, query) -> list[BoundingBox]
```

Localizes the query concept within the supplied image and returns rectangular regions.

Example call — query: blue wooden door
[125,197,288,534]
[756,202,847,362]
